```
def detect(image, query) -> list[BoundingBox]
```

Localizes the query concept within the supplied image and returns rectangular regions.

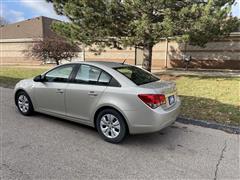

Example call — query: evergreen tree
[47,0,239,71]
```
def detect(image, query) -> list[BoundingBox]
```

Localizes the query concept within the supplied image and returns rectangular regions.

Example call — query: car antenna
[122,59,127,64]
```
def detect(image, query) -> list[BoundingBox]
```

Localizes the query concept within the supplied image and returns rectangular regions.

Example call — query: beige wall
[167,37,240,70]
[85,34,240,70]
[1,33,240,69]
[0,38,83,66]
[0,39,41,65]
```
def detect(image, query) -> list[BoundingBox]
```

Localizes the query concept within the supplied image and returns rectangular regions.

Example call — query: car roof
[74,61,129,68]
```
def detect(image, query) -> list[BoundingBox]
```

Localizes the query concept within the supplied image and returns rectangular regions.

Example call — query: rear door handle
[88,91,98,96]
[56,89,64,94]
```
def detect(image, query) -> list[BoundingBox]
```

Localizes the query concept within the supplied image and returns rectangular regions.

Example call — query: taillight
[138,94,166,109]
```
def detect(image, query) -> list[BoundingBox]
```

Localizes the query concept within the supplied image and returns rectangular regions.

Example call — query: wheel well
[15,89,25,105]
[14,89,32,107]
[93,106,129,133]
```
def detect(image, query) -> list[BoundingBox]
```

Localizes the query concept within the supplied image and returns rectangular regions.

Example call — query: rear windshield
[114,66,159,85]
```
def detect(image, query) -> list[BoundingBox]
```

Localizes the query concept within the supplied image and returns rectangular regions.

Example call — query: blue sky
[1,0,68,23]
[1,0,240,23]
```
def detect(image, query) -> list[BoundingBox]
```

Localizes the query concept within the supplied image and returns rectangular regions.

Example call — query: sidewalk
[153,68,240,77]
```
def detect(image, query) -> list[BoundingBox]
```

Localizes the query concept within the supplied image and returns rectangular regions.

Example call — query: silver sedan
[14,61,181,143]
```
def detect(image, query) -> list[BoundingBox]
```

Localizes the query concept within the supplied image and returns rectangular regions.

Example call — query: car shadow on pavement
[35,112,98,132]
[34,111,192,149]
[122,124,190,147]
[33,111,187,147]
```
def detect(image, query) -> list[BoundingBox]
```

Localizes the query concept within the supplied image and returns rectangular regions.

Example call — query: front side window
[45,65,74,82]
[114,66,159,85]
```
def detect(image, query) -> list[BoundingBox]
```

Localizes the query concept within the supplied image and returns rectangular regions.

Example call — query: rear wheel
[16,91,34,116]
[96,109,127,143]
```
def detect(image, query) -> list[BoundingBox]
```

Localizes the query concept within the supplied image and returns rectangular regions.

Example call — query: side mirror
[33,75,44,82]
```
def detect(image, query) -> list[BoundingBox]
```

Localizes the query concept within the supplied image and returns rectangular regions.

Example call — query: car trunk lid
[139,80,177,109]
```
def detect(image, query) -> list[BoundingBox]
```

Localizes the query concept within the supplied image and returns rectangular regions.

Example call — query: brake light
[138,94,166,109]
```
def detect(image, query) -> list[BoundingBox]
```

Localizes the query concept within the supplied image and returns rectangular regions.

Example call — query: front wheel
[96,109,127,143]
[16,91,34,116]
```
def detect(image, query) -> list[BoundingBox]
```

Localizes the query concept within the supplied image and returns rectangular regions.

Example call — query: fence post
[165,38,168,68]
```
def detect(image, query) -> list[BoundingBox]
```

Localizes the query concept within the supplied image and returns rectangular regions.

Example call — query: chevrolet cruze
[14,61,181,143]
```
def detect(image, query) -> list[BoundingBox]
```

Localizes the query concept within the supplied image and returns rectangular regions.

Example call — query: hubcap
[100,114,120,139]
[18,95,29,113]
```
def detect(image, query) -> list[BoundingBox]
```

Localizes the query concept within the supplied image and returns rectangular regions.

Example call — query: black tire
[96,109,127,143]
[15,91,34,116]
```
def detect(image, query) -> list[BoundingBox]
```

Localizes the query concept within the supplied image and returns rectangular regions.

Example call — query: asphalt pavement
[0,87,239,179]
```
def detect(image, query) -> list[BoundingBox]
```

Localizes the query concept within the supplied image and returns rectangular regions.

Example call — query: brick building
[1,16,239,70]
[85,33,240,70]
[0,16,83,65]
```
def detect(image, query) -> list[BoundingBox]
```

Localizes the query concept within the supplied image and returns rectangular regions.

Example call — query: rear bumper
[124,99,181,134]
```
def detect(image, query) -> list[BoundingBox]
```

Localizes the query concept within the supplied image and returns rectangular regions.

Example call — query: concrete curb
[177,117,240,134]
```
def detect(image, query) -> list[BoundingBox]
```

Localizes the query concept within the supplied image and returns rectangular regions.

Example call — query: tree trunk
[55,60,60,65]
[142,44,153,72]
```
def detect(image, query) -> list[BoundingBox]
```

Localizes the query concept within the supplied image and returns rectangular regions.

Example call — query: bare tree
[0,16,8,25]
[29,38,81,65]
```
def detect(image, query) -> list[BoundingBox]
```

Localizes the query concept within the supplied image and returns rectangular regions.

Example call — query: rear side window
[98,72,111,85]
[75,65,101,84]
[114,66,159,85]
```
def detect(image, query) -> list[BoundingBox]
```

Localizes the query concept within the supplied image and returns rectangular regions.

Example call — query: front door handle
[56,89,64,94]
[88,91,98,96]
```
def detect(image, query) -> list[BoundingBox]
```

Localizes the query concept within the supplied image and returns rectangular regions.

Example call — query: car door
[65,64,112,121]
[34,64,76,115]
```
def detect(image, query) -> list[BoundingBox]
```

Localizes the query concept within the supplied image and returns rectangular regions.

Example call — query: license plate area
[168,95,175,105]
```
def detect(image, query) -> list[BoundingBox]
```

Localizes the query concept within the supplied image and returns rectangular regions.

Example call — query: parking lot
[0,87,239,179]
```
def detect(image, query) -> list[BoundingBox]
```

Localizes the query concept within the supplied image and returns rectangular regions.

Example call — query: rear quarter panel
[91,86,155,124]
